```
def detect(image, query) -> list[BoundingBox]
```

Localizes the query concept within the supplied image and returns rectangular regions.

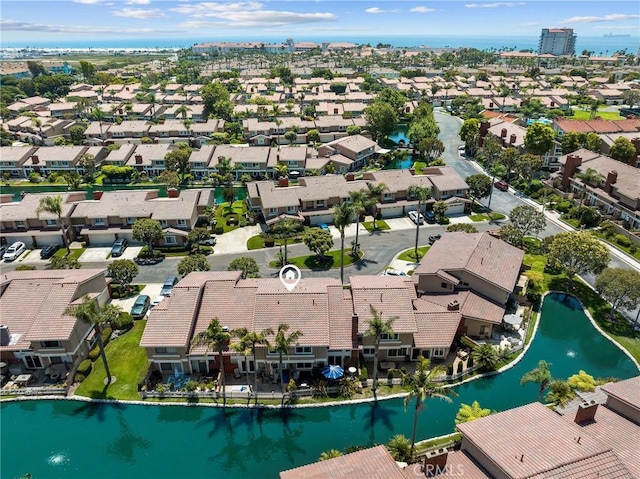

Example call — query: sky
[1,0,639,45]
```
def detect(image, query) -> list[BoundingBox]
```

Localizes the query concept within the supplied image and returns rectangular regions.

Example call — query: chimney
[0,325,10,346]
[135,154,143,164]
[93,191,104,200]
[345,173,355,181]
[630,138,640,166]
[562,154,582,190]
[509,134,517,144]
[167,188,179,198]
[574,400,598,425]
[479,121,490,137]
[500,128,507,138]
[447,300,460,311]
[423,448,449,477]
[279,177,289,187]
[351,313,359,345]
[604,170,617,194]
[31,155,39,164]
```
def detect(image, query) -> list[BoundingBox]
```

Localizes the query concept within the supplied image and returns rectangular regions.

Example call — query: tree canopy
[595,267,640,319]
[524,122,555,155]
[303,229,334,257]
[509,205,546,237]
[547,231,609,277]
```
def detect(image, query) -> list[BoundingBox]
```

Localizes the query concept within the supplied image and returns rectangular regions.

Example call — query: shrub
[630,244,637,254]
[77,359,92,376]
[457,361,464,374]
[555,200,573,213]
[615,234,631,247]
[137,365,150,390]
[15,264,36,271]
[264,236,275,247]
[215,225,224,235]
[446,363,454,375]
[115,312,134,332]
[74,373,86,383]
[88,346,101,362]
[28,172,41,183]
[185,380,198,392]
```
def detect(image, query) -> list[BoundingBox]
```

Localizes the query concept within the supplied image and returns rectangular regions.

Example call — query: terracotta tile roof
[413,312,461,349]
[528,450,633,479]
[458,402,610,478]
[417,291,505,324]
[601,376,640,409]
[279,445,406,479]
[435,450,490,478]
[414,233,524,293]
[350,276,418,333]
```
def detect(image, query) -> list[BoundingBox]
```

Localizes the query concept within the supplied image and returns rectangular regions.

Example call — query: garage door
[88,233,117,246]
[446,202,465,215]
[307,214,334,226]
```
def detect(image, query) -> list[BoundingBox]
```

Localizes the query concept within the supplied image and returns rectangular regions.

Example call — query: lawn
[362,220,390,232]
[398,246,430,262]
[570,109,623,121]
[591,230,640,261]
[215,200,247,234]
[413,161,427,175]
[268,250,362,270]
[53,247,86,260]
[74,320,149,401]
[247,234,304,250]
[469,212,507,222]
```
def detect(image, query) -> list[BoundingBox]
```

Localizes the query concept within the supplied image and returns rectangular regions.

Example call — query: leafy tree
[524,123,555,156]
[407,118,439,148]
[333,201,354,284]
[69,124,87,145]
[465,174,492,206]
[201,81,233,120]
[303,228,334,258]
[49,255,81,269]
[408,185,432,261]
[595,268,640,319]
[158,170,180,189]
[374,87,407,116]
[547,231,609,278]
[177,254,210,276]
[228,257,260,279]
[36,195,70,254]
[365,305,396,394]
[621,89,640,108]
[306,129,320,143]
[386,435,413,463]
[417,137,445,162]
[107,259,139,292]
[191,318,231,405]
[346,125,361,136]
[455,401,491,424]
[520,360,552,401]
[164,146,192,184]
[27,60,47,77]
[216,155,239,186]
[509,205,546,237]
[609,136,636,164]
[498,147,520,182]
[64,172,82,190]
[583,132,603,152]
[187,227,212,252]
[446,223,478,233]
[79,60,96,81]
[64,295,114,384]
[318,450,343,462]
[270,218,302,265]
[273,323,303,392]
[231,327,273,394]
[284,130,297,145]
[459,118,479,157]
[402,357,456,457]
[364,102,398,142]
[432,200,448,221]
[470,343,500,371]
[480,134,503,167]
[132,218,164,254]
[77,153,96,178]
[567,370,597,392]
[545,379,575,407]
[514,153,543,186]
[499,224,524,247]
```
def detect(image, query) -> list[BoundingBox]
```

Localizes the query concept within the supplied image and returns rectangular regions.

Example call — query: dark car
[428,234,442,245]
[40,244,60,259]
[425,211,436,224]
[494,180,509,192]
[160,276,179,297]
[131,295,151,319]
[111,238,128,257]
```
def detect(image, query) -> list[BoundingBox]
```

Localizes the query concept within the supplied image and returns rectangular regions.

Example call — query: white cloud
[113,7,166,18]
[73,0,103,4]
[465,2,523,8]
[410,7,435,13]
[365,7,397,14]
[170,2,264,15]
[0,19,176,35]
[178,10,335,28]
[520,22,540,27]
[127,0,151,4]
[561,13,640,23]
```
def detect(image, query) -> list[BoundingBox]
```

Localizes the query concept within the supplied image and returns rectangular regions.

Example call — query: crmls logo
[409,463,466,477]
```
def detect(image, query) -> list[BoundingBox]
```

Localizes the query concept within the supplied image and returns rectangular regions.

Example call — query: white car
[198,236,217,246]
[150,296,165,309]
[3,241,26,261]
[384,268,407,276]
[408,210,425,225]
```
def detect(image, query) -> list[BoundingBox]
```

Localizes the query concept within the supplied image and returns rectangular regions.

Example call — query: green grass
[53,247,86,260]
[215,200,247,234]
[362,220,390,232]
[74,320,149,401]
[591,230,640,261]
[470,212,507,222]
[398,246,430,262]
[268,250,362,270]
[570,109,623,121]
[246,235,304,250]
[413,161,427,175]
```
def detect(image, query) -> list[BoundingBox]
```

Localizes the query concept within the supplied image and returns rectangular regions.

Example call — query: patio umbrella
[322,365,344,380]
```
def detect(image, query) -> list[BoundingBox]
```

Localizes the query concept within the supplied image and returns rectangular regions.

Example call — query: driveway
[213,225,262,254]
[109,282,164,316]
[79,246,142,262]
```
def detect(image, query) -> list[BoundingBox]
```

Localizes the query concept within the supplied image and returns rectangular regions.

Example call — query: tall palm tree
[364,305,396,394]
[455,400,491,425]
[407,185,432,261]
[403,357,456,458]
[520,359,552,401]
[470,343,501,371]
[365,182,387,230]
[192,318,232,406]
[273,323,303,393]
[232,327,273,394]
[91,108,106,143]
[270,218,300,265]
[64,295,121,385]
[348,189,368,255]
[545,379,575,407]
[37,195,70,254]
[333,201,355,284]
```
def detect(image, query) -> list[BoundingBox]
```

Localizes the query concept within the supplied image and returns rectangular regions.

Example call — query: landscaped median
[268,249,363,269]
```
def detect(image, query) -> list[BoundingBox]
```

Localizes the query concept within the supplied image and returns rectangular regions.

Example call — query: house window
[16,221,25,228]
[432,348,446,358]
[363,347,375,356]
[177,219,187,227]
[94,218,106,226]
[479,325,489,336]
[160,220,168,227]
[294,346,312,355]
[296,362,313,370]
[441,282,449,289]
[380,333,399,341]
[165,236,177,245]
[387,348,407,357]
[268,208,277,215]
[40,340,61,348]
[315,200,325,207]
[126,217,136,225]
[160,363,173,371]
[156,347,178,354]
[45,219,57,226]
[286,206,295,213]
[382,193,393,201]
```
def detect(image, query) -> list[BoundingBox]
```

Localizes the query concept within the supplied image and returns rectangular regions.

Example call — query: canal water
[1,294,637,479]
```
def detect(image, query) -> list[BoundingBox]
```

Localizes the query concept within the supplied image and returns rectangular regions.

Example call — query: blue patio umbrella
[322,365,344,380]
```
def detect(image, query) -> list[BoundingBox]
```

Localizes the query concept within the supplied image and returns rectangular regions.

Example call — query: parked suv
[494,180,509,192]
[111,238,128,257]
[3,242,26,261]
[131,295,151,319]
[160,276,179,297]
[40,244,60,259]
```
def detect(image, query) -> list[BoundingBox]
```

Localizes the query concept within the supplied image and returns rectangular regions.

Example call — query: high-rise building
[538,28,576,55]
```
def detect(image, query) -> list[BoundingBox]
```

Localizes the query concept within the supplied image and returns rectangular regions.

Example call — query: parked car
[198,236,217,246]
[494,180,509,192]
[40,244,60,259]
[150,296,165,309]
[425,211,436,224]
[111,238,128,257]
[319,223,330,232]
[408,210,425,225]
[131,295,151,319]
[428,234,442,245]
[0,246,7,258]
[384,268,407,276]
[160,276,179,297]
[3,242,26,262]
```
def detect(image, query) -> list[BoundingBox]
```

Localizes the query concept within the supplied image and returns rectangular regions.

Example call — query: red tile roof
[416,291,505,324]
[601,375,640,410]
[413,312,461,349]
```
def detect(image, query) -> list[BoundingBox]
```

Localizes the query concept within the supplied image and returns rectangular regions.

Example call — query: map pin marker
[279,265,301,292]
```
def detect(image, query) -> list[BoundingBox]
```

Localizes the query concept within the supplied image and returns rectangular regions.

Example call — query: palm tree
[364,305,396,394]
[403,357,456,458]
[192,318,232,406]
[333,201,354,284]
[545,379,575,407]
[270,218,300,265]
[520,359,552,401]
[91,108,106,143]
[348,190,368,255]
[318,450,343,462]
[455,400,491,425]
[37,195,70,254]
[64,295,121,385]
[273,323,303,393]
[578,168,604,206]
[407,185,432,261]
[232,327,273,395]
[365,182,387,230]
[470,344,501,371]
